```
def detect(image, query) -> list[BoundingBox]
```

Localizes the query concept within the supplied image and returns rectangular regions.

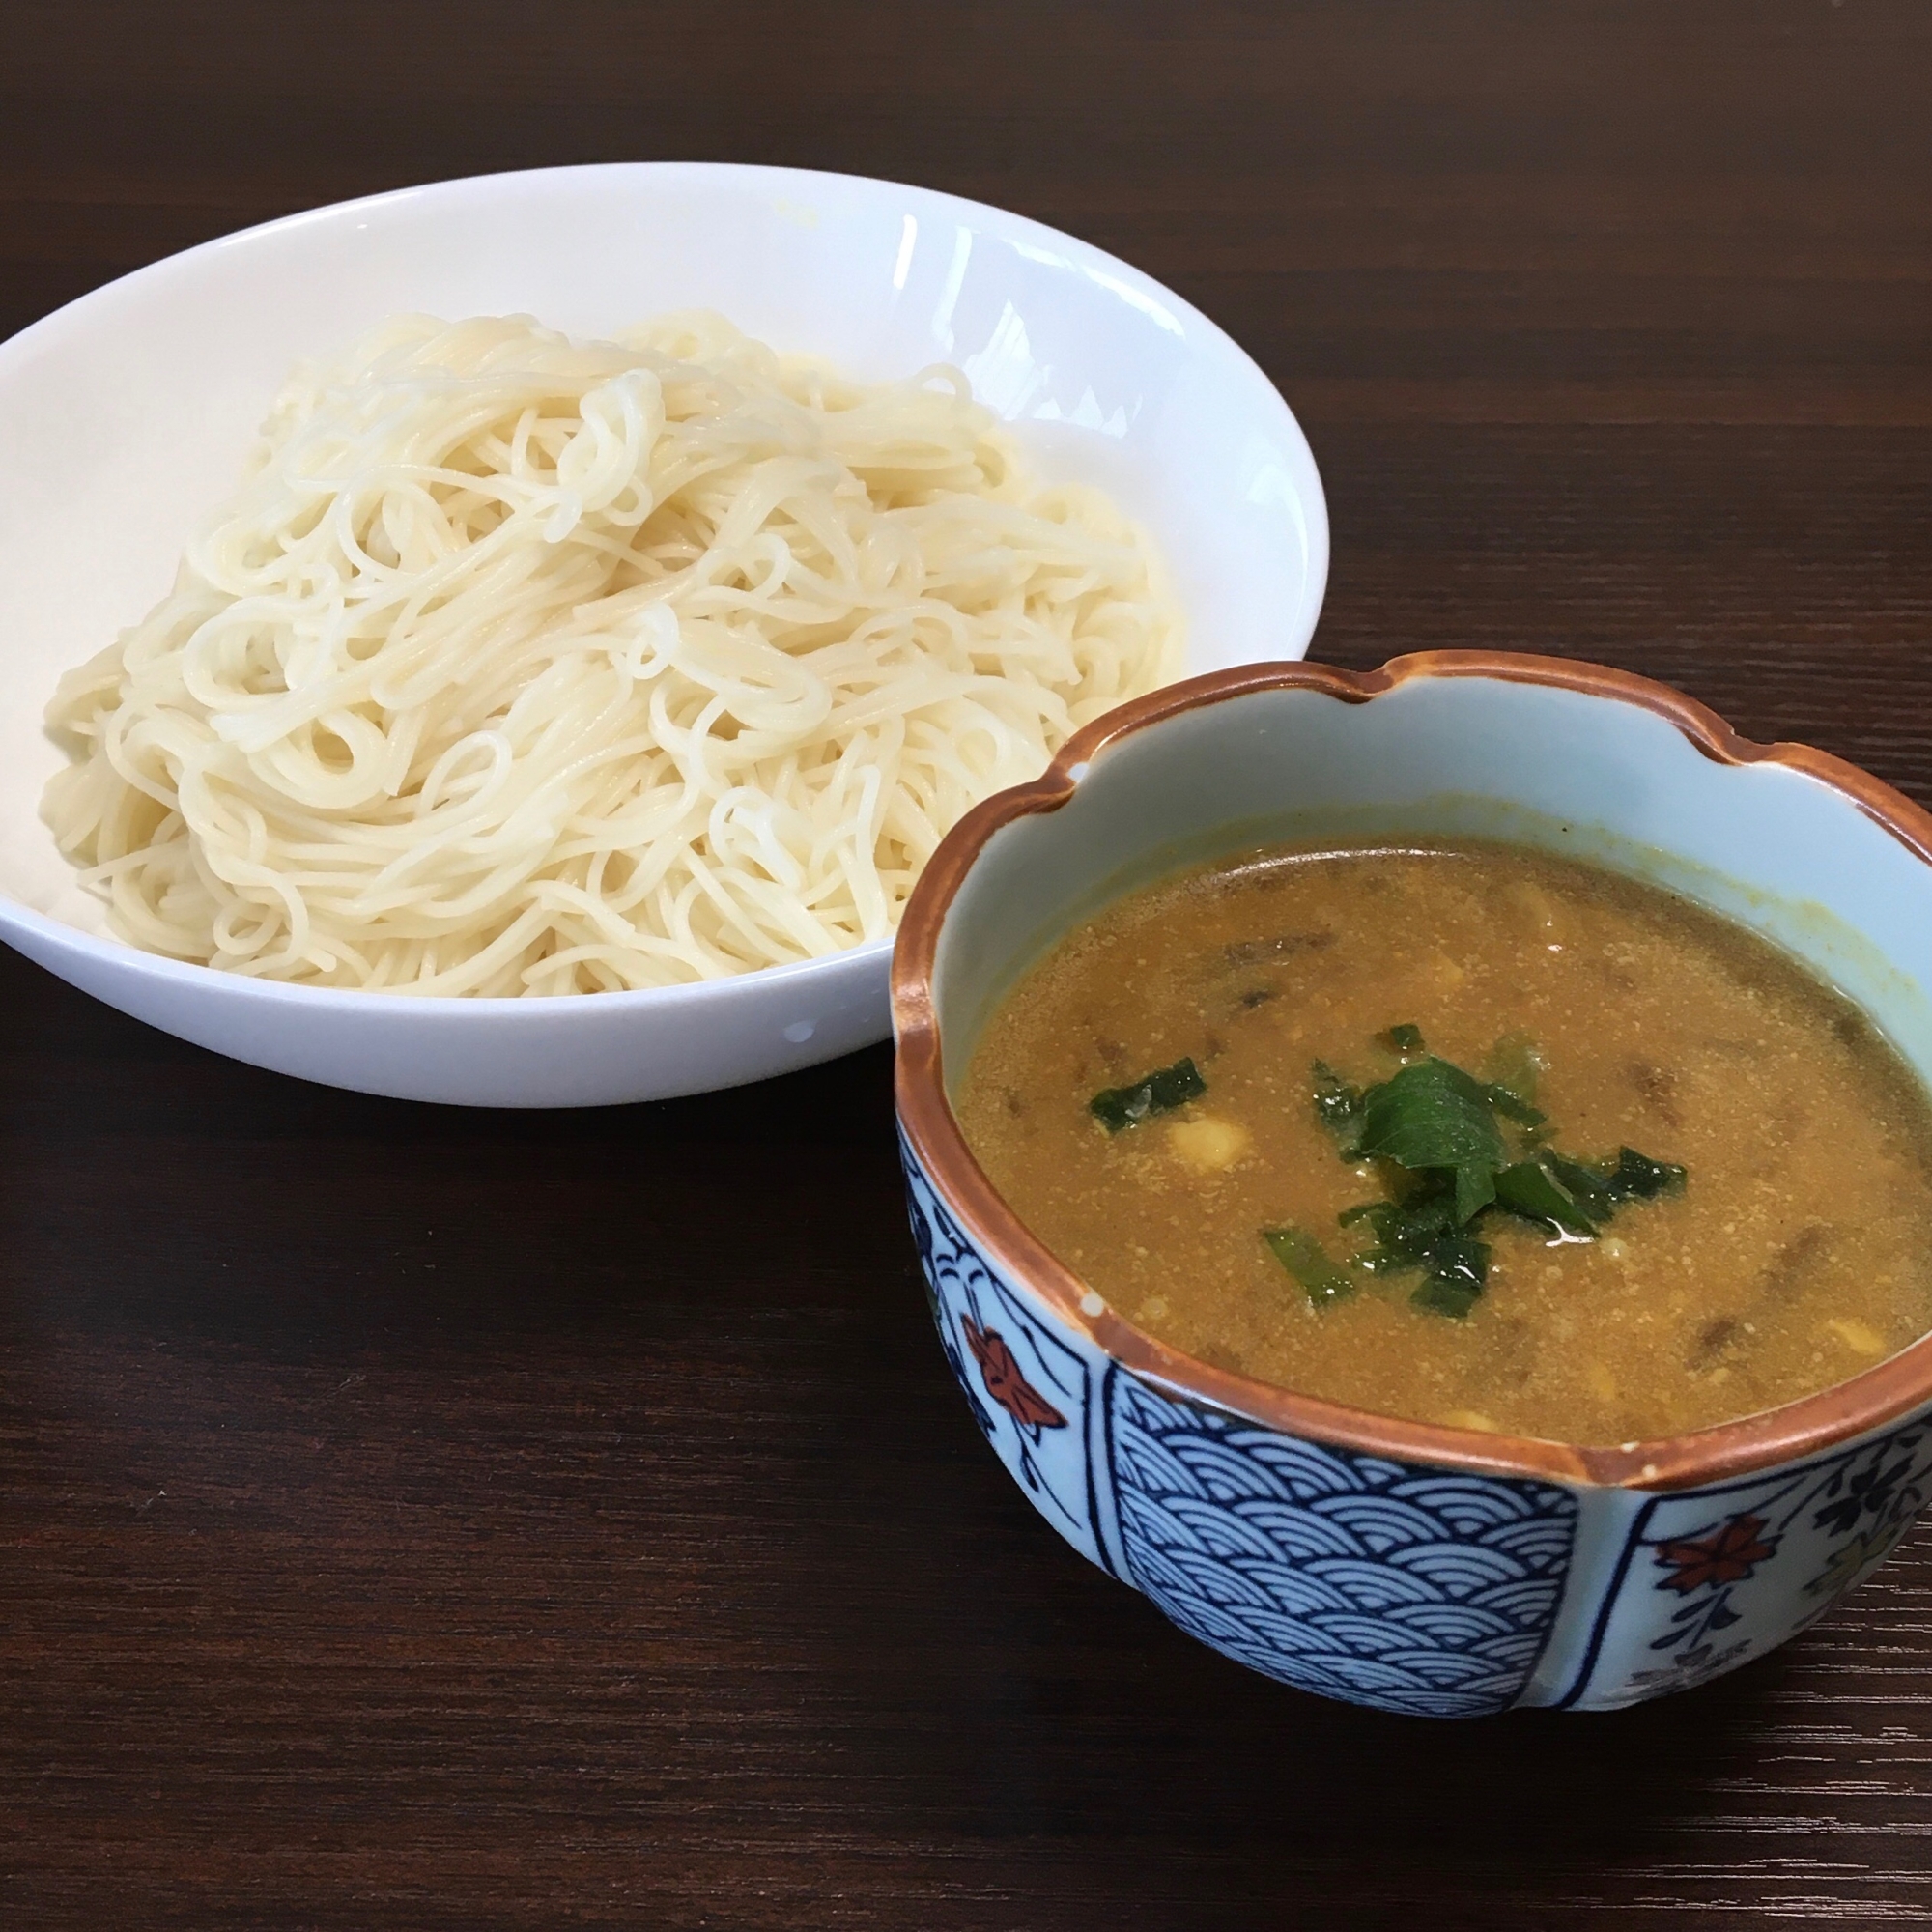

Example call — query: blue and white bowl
[890,653,1932,1715]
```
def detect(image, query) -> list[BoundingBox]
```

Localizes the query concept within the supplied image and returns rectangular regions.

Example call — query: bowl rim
[891,649,1932,1492]
[0,158,1328,1019]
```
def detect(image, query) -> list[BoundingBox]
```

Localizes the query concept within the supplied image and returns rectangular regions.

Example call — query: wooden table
[4,4,1930,1924]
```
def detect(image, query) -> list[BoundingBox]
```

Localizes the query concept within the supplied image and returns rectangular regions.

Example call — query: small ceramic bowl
[0,162,1324,1106]
[892,652,1932,1715]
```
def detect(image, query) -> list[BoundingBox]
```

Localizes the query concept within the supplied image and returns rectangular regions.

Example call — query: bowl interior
[0,162,1326,944]
[930,670,1932,1105]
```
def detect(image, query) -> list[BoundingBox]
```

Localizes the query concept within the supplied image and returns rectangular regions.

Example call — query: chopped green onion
[1342,1189,1491,1311]
[1543,1151,1617,1221]
[1493,1159,1597,1236]
[1311,1060,1366,1147]
[1411,1276,1484,1320]
[1604,1146,1687,1200]
[1089,1056,1207,1133]
[1484,1083,1548,1132]
[1264,1225,1358,1307]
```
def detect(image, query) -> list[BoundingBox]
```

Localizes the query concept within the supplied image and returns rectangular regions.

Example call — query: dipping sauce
[955,839,1932,1443]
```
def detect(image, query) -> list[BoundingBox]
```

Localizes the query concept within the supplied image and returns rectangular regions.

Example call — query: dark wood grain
[4,3,1931,1924]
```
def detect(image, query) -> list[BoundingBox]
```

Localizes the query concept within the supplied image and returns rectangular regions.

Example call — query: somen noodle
[42,311,1181,995]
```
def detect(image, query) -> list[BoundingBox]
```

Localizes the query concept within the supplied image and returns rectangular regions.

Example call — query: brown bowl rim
[891,650,1932,1492]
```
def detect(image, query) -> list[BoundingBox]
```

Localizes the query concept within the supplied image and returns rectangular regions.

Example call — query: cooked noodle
[41,312,1181,995]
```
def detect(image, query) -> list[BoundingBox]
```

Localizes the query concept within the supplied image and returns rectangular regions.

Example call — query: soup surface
[955,839,1932,1443]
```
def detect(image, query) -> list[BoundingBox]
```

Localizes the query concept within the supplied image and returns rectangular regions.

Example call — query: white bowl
[0,162,1326,1106]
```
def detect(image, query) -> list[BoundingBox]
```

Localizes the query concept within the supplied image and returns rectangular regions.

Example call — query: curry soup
[955,839,1932,1444]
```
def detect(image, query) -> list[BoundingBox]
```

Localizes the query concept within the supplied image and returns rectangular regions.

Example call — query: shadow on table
[904,1565,1823,1923]
[887,1520,1858,1924]
[799,1386,1861,1921]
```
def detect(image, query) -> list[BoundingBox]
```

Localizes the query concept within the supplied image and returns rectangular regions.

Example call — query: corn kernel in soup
[953,839,1932,1444]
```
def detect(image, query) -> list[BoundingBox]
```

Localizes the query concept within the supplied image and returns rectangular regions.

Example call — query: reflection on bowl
[892,653,1932,1714]
[0,162,1325,1106]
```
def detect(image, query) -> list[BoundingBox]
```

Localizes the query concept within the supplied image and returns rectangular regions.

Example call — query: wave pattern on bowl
[1109,1377,1576,1717]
